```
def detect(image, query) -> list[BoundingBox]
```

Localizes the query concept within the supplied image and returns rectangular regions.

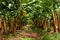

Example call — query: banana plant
[0,0,21,33]
[21,0,60,32]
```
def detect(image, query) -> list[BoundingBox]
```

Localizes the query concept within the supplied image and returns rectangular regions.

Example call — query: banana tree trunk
[0,17,3,34]
[14,16,18,30]
[43,19,47,30]
[8,18,15,33]
[3,9,7,33]
[58,19,60,32]
[11,19,15,33]
[52,12,58,32]
[0,17,3,39]
[8,18,12,33]
[58,15,60,32]
[3,16,7,33]
[15,16,19,30]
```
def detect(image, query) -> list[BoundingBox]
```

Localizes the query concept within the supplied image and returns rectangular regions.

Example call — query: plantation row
[0,0,60,34]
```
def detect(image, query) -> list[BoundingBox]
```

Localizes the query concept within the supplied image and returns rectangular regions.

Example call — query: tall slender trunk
[3,16,7,33]
[43,19,47,30]
[15,16,19,29]
[11,19,15,33]
[0,17,4,40]
[0,17,3,34]
[8,18,15,33]
[52,12,58,32]
[3,9,7,33]
[14,16,19,30]
[8,18,11,32]
[58,16,60,32]
[41,19,44,29]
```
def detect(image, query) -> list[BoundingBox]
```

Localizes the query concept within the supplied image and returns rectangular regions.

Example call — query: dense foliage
[0,0,60,34]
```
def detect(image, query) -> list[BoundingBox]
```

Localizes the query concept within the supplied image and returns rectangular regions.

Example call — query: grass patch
[21,37,32,40]
[3,33,19,38]
[43,33,60,40]
[30,26,43,33]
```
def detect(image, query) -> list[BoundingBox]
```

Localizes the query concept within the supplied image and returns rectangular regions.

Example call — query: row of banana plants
[22,0,60,32]
[0,0,27,34]
[0,0,60,34]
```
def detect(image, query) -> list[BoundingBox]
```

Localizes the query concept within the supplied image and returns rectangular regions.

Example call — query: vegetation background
[0,0,60,40]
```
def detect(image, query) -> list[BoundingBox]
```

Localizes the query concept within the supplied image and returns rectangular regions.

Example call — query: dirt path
[4,25,43,40]
[4,30,37,40]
